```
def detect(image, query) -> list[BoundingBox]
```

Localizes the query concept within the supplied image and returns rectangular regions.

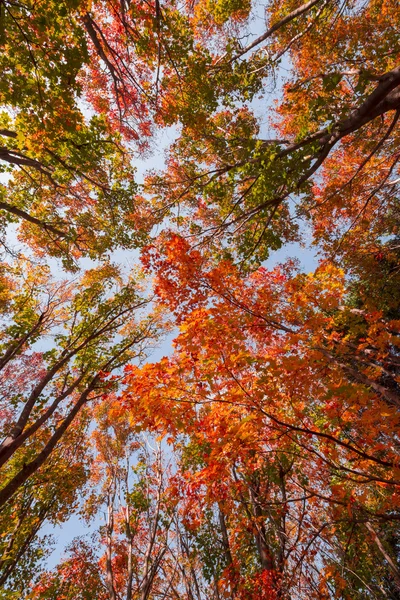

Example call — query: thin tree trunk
[105,480,118,600]
[365,522,400,589]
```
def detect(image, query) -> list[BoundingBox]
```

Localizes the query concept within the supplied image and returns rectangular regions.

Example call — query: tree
[0,0,257,265]
[145,0,400,268]
[32,401,185,600]
[0,416,90,594]
[0,0,168,263]
[30,538,109,600]
[0,260,161,510]
[123,235,400,597]
[84,399,176,600]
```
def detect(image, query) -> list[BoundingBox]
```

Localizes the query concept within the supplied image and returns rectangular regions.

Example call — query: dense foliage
[0,0,399,598]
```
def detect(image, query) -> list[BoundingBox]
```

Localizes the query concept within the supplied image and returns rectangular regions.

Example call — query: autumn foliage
[0,0,399,598]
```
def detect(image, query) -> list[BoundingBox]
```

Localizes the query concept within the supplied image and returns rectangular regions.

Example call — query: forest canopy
[0,0,399,598]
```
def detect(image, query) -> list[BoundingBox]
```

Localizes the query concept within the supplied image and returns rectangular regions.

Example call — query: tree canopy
[0,0,399,598]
